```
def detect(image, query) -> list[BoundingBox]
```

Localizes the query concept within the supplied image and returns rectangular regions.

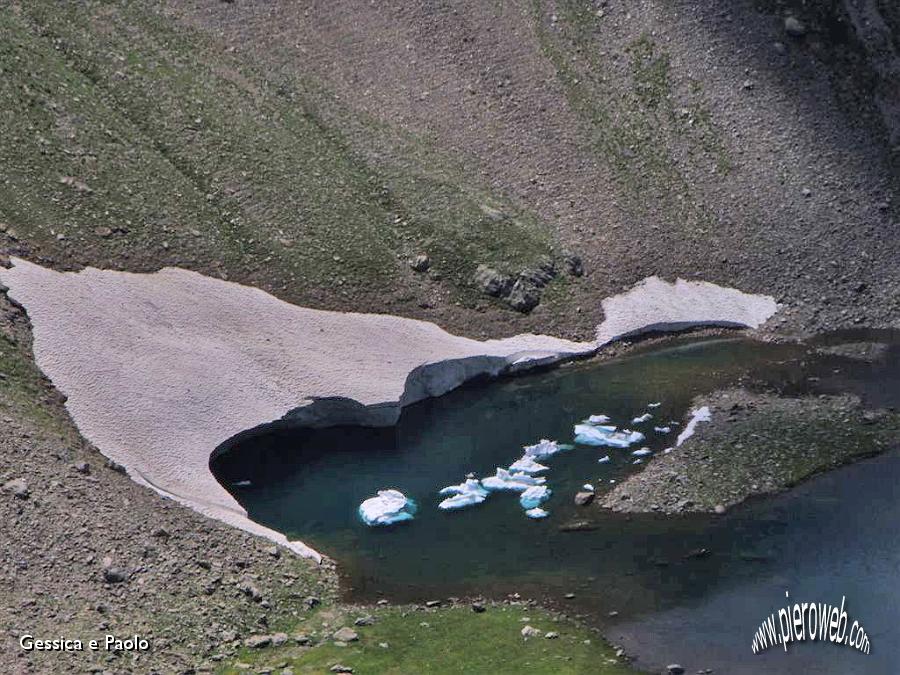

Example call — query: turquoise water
[213,333,900,674]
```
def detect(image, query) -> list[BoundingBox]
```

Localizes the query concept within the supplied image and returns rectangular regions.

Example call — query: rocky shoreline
[600,388,900,515]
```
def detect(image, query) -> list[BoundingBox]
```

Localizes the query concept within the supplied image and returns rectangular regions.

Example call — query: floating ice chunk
[574,423,645,448]
[676,406,712,446]
[522,439,571,460]
[588,414,611,424]
[359,489,417,526]
[654,426,672,434]
[632,459,643,464]
[647,402,662,408]
[232,480,252,488]
[439,491,488,510]
[438,479,489,510]
[525,507,549,519]
[582,483,595,492]
[597,455,611,464]
[520,485,551,510]
[631,447,652,457]
[632,413,653,424]
[482,468,546,492]
[509,454,549,474]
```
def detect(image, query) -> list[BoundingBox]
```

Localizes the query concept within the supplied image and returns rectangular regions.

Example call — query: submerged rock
[358,489,417,526]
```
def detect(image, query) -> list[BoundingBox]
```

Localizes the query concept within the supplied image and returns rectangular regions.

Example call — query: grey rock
[103,567,128,584]
[244,635,272,649]
[545,631,559,639]
[564,254,584,277]
[73,462,91,475]
[474,264,513,297]
[714,504,726,514]
[354,615,375,626]
[332,627,359,643]
[270,632,289,646]
[3,478,29,499]
[506,279,541,313]
[521,625,542,639]
[784,16,806,37]
[238,581,263,603]
[294,634,312,645]
[425,600,441,608]
[410,254,430,272]
[330,666,353,674]
[574,491,595,506]
[519,259,557,287]
[471,601,486,613]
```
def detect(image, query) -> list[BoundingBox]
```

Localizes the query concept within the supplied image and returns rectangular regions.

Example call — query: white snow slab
[0,259,590,560]
[525,507,549,519]
[631,448,652,457]
[359,489,416,526]
[588,414,611,424]
[676,406,712,446]
[596,277,777,345]
[598,455,611,464]
[522,438,571,460]
[632,413,653,424]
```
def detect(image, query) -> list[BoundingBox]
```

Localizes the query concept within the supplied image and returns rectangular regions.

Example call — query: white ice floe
[647,402,661,408]
[232,480,252,488]
[675,406,712,446]
[359,489,417,526]
[525,507,549,519]
[437,479,490,510]
[598,455,611,464]
[522,439,572,460]
[481,468,546,492]
[631,448,652,457]
[632,413,653,424]
[509,454,549,474]
[632,459,643,464]
[588,414,611,424]
[583,483,595,492]
[574,423,645,448]
[654,426,671,434]
[520,485,551,510]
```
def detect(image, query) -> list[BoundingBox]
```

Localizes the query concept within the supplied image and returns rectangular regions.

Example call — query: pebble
[3,478,29,499]
[521,625,542,639]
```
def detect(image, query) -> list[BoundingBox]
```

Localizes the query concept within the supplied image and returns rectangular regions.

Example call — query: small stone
[294,634,312,645]
[330,666,353,674]
[521,625,542,639]
[714,504,726,515]
[244,635,272,649]
[471,601,486,613]
[564,593,576,599]
[574,491,595,506]
[102,567,128,584]
[238,581,263,603]
[544,631,559,639]
[353,615,375,626]
[666,665,685,675]
[564,254,584,277]
[73,462,91,475]
[94,226,113,238]
[305,596,321,608]
[270,633,288,647]
[425,600,441,608]
[784,16,806,37]
[332,627,359,643]
[410,254,430,272]
[4,478,29,499]
[265,545,280,558]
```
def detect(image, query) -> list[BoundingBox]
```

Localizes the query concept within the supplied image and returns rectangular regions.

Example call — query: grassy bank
[218,603,633,675]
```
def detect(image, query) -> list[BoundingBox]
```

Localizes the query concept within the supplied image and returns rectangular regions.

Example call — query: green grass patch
[219,604,634,674]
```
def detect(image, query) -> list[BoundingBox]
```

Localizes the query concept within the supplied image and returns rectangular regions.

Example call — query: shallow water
[213,332,900,674]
